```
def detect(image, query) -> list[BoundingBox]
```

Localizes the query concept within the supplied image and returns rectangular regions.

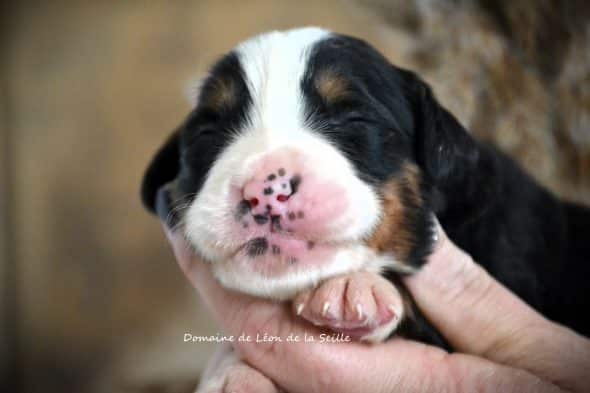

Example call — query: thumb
[403,217,590,392]
[241,334,560,393]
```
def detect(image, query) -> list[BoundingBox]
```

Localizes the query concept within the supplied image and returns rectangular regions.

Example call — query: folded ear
[140,128,181,217]
[402,70,496,216]
[410,76,480,187]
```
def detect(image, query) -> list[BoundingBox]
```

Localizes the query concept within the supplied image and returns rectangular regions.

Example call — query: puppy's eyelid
[317,115,370,131]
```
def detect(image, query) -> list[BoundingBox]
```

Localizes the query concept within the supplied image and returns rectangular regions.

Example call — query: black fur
[141,52,252,224]
[141,33,590,345]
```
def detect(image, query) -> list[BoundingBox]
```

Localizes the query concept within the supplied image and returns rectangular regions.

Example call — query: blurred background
[1,1,589,392]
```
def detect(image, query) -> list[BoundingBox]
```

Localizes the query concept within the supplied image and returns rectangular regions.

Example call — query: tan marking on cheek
[401,163,422,206]
[315,72,349,103]
[366,164,423,264]
[366,180,414,263]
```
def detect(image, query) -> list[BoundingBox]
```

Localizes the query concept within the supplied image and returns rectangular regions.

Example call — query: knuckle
[440,251,494,308]
[480,319,545,363]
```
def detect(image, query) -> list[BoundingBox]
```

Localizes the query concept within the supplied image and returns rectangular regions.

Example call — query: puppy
[141,27,590,390]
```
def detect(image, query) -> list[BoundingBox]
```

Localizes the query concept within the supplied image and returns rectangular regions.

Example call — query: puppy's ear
[140,128,181,220]
[403,71,491,215]
[408,75,480,188]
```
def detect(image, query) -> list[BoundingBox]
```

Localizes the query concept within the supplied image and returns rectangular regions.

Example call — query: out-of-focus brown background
[1,1,589,392]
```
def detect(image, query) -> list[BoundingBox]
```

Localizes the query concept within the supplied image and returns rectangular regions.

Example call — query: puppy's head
[141,28,478,299]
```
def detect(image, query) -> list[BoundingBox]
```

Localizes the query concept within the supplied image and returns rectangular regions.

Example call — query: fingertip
[429,214,447,253]
[421,214,470,282]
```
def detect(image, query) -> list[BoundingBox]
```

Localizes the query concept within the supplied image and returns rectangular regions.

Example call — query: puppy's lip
[231,233,318,256]
[223,231,354,266]
[234,232,347,253]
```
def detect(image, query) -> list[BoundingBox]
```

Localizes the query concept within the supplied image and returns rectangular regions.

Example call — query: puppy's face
[142,28,471,299]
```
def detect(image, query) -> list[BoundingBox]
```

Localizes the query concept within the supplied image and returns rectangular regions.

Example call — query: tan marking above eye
[315,72,349,103]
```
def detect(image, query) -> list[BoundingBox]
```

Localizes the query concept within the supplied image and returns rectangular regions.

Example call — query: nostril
[249,198,259,207]
[276,194,289,202]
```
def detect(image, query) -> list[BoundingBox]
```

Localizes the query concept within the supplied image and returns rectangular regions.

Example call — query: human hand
[165,220,590,393]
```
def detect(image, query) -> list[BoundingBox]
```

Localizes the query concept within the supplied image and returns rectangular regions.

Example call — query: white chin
[209,245,391,300]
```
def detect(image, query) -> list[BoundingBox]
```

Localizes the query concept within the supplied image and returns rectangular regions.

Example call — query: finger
[403,217,590,392]
[238,328,561,393]
[163,225,226,305]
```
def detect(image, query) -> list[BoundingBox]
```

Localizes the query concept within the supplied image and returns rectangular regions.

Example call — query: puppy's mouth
[237,231,318,260]
[227,193,356,277]
[227,231,336,276]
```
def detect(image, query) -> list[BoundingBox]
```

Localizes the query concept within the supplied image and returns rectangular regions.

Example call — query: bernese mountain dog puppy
[141,26,590,383]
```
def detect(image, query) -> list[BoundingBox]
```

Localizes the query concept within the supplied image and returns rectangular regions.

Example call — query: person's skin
[164,219,590,393]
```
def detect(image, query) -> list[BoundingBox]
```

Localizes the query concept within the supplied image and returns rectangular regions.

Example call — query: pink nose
[242,169,301,217]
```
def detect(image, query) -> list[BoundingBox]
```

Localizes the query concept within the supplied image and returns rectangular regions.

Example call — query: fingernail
[322,301,330,317]
[430,214,447,252]
[296,303,305,316]
[356,303,363,320]
[388,304,398,319]
[431,215,440,243]
[432,229,439,243]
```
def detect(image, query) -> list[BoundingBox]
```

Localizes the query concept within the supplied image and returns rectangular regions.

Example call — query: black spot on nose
[288,212,296,221]
[307,241,315,250]
[246,237,268,257]
[278,168,286,176]
[253,214,269,225]
[267,174,276,181]
[290,175,302,194]
[263,187,273,195]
